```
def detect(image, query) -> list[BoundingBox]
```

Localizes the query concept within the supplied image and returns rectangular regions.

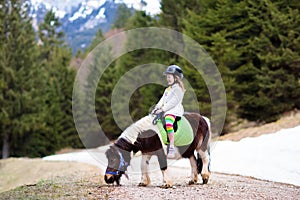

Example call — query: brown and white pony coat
[104,112,211,187]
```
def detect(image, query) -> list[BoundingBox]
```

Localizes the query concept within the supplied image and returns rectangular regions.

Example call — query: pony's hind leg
[198,149,211,184]
[188,155,198,185]
[139,154,151,186]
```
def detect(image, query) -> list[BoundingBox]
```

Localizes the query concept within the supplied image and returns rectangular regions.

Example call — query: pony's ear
[105,145,118,157]
[105,146,113,157]
[124,172,129,179]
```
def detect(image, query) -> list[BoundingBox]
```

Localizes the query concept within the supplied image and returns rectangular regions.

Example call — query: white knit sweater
[155,83,184,117]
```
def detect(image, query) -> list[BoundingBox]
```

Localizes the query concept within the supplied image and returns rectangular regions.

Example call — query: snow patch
[120,0,161,15]
[210,126,300,186]
[68,2,98,22]
[96,8,106,19]
[51,7,66,18]
[86,0,106,9]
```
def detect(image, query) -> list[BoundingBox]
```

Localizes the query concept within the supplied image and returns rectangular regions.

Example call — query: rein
[152,112,164,125]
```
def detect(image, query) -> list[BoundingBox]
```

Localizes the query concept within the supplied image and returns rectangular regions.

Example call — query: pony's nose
[104,174,114,184]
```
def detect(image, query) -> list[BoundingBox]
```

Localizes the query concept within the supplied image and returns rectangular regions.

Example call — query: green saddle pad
[156,116,194,146]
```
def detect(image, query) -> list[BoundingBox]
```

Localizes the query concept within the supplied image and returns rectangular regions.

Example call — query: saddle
[153,113,194,146]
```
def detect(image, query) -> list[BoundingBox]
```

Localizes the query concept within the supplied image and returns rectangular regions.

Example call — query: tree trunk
[2,134,9,159]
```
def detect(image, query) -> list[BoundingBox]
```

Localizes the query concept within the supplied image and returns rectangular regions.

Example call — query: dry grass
[219,110,300,141]
[0,158,102,194]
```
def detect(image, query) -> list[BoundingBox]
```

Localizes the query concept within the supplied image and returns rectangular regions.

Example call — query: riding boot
[168,144,175,159]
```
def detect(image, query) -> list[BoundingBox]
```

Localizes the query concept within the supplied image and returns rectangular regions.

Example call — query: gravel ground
[1,165,299,200]
[97,173,299,200]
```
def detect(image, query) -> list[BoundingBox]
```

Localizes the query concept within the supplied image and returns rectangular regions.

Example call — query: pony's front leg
[161,169,172,188]
[138,154,151,186]
[188,155,198,185]
[198,149,211,184]
[157,149,172,188]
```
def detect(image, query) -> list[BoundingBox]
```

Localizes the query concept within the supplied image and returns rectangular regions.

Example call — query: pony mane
[119,114,161,144]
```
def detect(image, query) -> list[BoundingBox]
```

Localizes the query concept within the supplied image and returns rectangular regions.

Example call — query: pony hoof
[202,174,210,184]
[160,183,172,189]
[138,182,148,187]
[188,180,196,185]
[202,178,209,184]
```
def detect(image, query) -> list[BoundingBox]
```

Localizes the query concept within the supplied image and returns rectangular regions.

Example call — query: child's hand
[152,108,163,115]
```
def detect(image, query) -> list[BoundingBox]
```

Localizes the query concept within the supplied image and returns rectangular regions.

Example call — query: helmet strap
[167,75,177,87]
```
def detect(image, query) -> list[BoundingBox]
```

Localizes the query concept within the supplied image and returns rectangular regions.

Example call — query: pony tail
[176,76,186,92]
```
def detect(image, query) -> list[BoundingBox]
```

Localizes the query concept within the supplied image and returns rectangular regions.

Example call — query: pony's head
[104,145,128,185]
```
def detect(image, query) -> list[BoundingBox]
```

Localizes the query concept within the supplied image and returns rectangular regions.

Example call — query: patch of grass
[1,179,65,200]
[1,173,105,200]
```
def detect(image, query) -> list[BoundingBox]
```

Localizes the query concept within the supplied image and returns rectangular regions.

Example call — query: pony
[104,112,211,187]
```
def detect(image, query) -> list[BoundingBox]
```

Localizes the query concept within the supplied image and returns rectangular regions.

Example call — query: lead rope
[117,150,129,179]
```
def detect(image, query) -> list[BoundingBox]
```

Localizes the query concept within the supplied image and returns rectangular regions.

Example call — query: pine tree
[114,10,205,130]
[159,0,203,31]
[159,0,204,65]
[158,0,222,121]
[236,0,300,121]
[183,0,300,124]
[76,29,117,145]
[0,0,43,158]
[34,10,81,154]
[115,11,173,124]
[111,3,134,29]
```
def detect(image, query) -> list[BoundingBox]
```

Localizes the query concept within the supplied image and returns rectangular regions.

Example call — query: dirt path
[1,157,299,199]
[1,167,299,200]
[1,154,299,199]
[98,173,299,200]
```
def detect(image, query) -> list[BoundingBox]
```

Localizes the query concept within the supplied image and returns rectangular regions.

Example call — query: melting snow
[210,126,300,186]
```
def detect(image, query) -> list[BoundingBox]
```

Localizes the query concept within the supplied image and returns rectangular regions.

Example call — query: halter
[105,148,129,176]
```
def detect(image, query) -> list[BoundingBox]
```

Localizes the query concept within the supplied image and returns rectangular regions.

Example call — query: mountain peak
[30,0,160,18]
[29,0,160,54]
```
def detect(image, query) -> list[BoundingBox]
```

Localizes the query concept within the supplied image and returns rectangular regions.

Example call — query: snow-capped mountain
[28,0,120,53]
[28,0,160,54]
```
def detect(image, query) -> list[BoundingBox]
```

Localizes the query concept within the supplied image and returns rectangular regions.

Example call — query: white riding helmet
[163,65,184,79]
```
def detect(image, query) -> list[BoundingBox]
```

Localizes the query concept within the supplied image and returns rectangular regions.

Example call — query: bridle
[105,148,129,176]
